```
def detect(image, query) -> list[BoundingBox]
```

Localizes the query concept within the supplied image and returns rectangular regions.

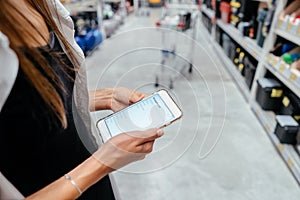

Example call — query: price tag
[287,23,293,31]
[268,56,273,64]
[253,51,258,59]
[271,89,283,98]
[290,73,297,81]
[277,20,283,27]
[287,157,295,168]
[278,144,284,153]
[297,26,300,36]
[279,64,285,72]
[265,124,270,132]
[239,64,244,71]
[282,96,290,107]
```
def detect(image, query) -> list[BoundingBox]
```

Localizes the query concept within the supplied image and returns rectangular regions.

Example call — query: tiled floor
[86,8,300,200]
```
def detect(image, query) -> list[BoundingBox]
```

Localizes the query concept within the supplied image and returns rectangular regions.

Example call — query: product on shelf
[220,1,231,23]
[71,11,103,55]
[244,56,257,89]
[215,25,223,45]
[256,7,268,47]
[278,0,300,34]
[279,0,300,21]
[274,115,299,144]
[230,0,259,28]
[215,0,222,19]
[229,0,241,27]
[270,41,297,56]
[261,2,276,44]
[222,33,231,57]
[282,46,300,64]
[278,91,300,123]
[282,53,300,64]
[237,51,246,76]
[232,46,240,65]
[256,78,283,111]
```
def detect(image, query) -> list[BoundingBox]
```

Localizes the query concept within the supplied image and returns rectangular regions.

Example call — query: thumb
[130,91,147,104]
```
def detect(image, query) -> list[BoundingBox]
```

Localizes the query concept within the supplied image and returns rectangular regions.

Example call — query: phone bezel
[96,89,183,142]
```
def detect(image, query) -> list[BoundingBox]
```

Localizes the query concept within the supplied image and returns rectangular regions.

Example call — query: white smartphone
[96,89,183,142]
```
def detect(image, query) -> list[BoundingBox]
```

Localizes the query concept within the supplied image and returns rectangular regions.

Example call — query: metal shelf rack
[213,41,251,100]
[200,0,300,185]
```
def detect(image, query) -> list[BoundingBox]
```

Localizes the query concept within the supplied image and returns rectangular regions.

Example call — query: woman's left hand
[110,87,147,112]
[89,88,147,112]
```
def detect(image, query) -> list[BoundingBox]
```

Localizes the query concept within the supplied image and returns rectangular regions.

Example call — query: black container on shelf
[278,92,300,124]
[230,0,259,27]
[215,0,222,19]
[244,56,257,89]
[229,43,238,61]
[256,78,283,111]
[274,115,299,144]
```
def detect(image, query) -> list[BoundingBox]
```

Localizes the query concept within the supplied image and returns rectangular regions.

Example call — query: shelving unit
[200,4,214,19]
[251,101,300,183]
[200,0,300,185]
[274,28,300,46]
[213,40,251,100]
[216,20,262,61]
[265,57,300,97]
[63,0,99,13]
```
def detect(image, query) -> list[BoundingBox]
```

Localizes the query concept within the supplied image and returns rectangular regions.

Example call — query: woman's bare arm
[25,128,163,200]
[26,156,111,200]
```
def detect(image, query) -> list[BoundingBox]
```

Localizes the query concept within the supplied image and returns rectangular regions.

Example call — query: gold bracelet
[64,174,82,196]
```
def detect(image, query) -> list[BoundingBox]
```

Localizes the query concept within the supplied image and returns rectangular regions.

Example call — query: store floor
[85,8,300,200]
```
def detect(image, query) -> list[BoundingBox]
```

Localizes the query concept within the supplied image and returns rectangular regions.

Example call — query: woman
[0,0,163,199]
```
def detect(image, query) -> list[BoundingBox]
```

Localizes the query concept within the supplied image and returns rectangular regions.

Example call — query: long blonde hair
[0,0,79,128]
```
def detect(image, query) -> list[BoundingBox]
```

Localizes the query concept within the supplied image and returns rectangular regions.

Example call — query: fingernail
[157,129,164,137]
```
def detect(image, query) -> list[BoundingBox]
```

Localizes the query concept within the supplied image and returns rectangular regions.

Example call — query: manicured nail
[157,129,164,137]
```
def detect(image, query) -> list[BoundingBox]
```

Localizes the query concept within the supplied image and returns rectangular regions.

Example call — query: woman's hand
[110,87,146,112]
[93,128,164,171]
[89,88,147,112]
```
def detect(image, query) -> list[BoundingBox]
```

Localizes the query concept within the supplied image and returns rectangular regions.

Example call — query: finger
[127,128,164,143]
[141,141,155,153]
[129,91,147,104]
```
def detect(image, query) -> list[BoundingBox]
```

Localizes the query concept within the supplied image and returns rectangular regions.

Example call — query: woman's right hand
[93,128,164,172]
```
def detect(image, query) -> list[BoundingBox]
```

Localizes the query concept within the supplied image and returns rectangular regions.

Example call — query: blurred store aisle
[85,8,300,200]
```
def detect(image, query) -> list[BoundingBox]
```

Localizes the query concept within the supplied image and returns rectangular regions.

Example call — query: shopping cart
[135,0,150,16]
[154,0,200,89]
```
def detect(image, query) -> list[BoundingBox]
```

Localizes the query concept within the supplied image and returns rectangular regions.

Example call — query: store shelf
[200,4,214,19]
[104,0,122,3]
[265,55,300,98]
[274,28,300,46]
[63,0,97,12]
[251,101,300,185]
[201,0,300,186]
[213,42,250,100]
[216,20,262,61]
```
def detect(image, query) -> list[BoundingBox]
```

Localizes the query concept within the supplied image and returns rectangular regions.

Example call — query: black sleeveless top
[0,32,115,199]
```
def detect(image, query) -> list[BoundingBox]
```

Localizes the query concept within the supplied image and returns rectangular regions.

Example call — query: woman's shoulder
[0,31,19,113]
[47,0,70,18]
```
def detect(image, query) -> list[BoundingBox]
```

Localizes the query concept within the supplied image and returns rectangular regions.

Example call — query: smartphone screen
[104,93,175,137]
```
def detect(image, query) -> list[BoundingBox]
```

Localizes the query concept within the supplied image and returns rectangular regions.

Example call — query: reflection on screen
[105,94,174,137]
